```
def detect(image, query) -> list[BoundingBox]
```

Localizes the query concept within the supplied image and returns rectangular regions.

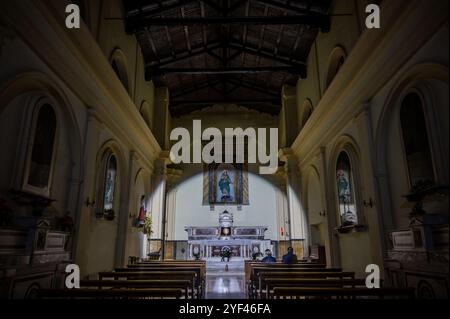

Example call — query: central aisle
[204,258,247,299]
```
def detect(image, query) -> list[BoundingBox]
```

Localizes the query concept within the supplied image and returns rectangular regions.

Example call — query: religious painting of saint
[336,152,358,225]
[203,163,249,206]
[217,168,235,203]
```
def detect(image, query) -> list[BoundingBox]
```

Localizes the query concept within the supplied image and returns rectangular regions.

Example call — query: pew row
[98,271,203,298]
[79,279,192,299]
[37,288,184,299]
[272,287,415,299]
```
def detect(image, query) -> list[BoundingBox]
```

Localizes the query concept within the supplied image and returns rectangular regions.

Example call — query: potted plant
[140,216,153,235]
[252,251,263,261]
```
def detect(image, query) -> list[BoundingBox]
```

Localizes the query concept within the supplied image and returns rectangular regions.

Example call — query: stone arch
[139,100,152,128]
[300,98,314,129]
[0,71,83,227]
[110,47,131,95]
[94,139,128,219]
[325,45,347,89]
[328,135,365,227]
[375,63,449,230]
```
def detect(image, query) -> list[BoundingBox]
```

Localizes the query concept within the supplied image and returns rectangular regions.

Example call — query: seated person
[261,249,276,263]
[282,247,298,264]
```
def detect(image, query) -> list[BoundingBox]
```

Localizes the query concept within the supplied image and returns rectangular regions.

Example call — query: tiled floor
[205,259,247,299]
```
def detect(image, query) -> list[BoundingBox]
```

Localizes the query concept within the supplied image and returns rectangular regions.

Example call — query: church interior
[0,0,448,300]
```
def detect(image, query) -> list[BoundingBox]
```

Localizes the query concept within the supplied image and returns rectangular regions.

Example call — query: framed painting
[203,162,249,206]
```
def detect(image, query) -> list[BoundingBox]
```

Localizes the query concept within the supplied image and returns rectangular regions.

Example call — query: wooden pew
[245,263,327,282]
[264,278,366,299]
[126,264,206,278]
[116,266,205,295]
[248,267,341,298]
[98,271,202,298]
[245,262,326,278]
[37,288,184,299]
[252,271,355,299]
[272,287,415,299]
[79,279,192,299]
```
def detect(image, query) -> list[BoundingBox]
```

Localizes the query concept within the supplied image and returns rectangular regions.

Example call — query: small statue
[60,211,74,232]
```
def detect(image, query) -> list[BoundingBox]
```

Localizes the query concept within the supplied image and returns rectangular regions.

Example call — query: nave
[36,258,414,300]
[0,0,448,301]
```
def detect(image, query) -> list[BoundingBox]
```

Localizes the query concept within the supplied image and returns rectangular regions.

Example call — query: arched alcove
[325,46,346,89]
[0,72,83,222]
[300,99,314,130]
[375,63,449,229]
[110,48,131,95]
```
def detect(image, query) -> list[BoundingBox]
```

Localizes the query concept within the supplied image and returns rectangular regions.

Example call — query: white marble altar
[188,238,272,260]
[186,210,271,260]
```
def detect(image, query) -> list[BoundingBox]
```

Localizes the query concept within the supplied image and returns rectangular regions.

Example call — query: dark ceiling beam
[201,0,223,12]
[146,42,222,68]
[171,79,222,98]
[125,0,226,33]
[227,41,306,75]
[127,15,331,33]
[125,0,197,20]
[253,0,324,15]
[147,66,305,77]
[228,0,247,13]
[171,103,280,116]
[225,78,280,97]
[170,98,281,106]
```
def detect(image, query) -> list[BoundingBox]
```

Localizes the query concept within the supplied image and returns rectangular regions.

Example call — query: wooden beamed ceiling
[123,0,331,116]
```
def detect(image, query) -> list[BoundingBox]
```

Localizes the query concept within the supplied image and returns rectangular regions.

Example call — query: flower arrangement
[220,248,232,262]
[139,216,153,235]
[252,251,263,261]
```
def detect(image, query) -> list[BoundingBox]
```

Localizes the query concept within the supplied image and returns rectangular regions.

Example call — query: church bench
[36,288,184,299]
[249,267,342,287]
[271,287,415,299]
[127,264,206,277]
[251,271,355,299]
[245,261,324,274]
[79,279,192,299]
[263,278,367,299]
[245,263,327,281]
[98,271,202,298]
[116,266,205,289]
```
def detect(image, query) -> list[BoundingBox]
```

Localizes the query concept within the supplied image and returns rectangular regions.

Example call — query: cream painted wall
[307,169,325,226]
[173,167,279,241]
[292,0,449,271]
[0,0,163,277]
[170,104,282,241]
[95,0,156,132]
[296,0,361,130]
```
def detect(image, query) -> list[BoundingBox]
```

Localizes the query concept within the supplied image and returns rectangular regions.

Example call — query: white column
[150,158,167,241]
[280,148,309,258]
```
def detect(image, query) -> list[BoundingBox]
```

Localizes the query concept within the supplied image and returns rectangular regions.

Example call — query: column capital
[281,85,297,100]
[279,148,298,169]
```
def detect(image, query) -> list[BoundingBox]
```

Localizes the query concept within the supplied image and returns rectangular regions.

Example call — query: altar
[185,211,271,260]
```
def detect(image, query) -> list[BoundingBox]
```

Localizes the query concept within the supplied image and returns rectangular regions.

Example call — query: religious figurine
[136,195,146,227]
[60,211,74,233]
[218,170,233,202]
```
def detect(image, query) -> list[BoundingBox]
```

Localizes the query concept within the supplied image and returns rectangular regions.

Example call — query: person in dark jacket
[261,249,276,263]
[282,247,298,264]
